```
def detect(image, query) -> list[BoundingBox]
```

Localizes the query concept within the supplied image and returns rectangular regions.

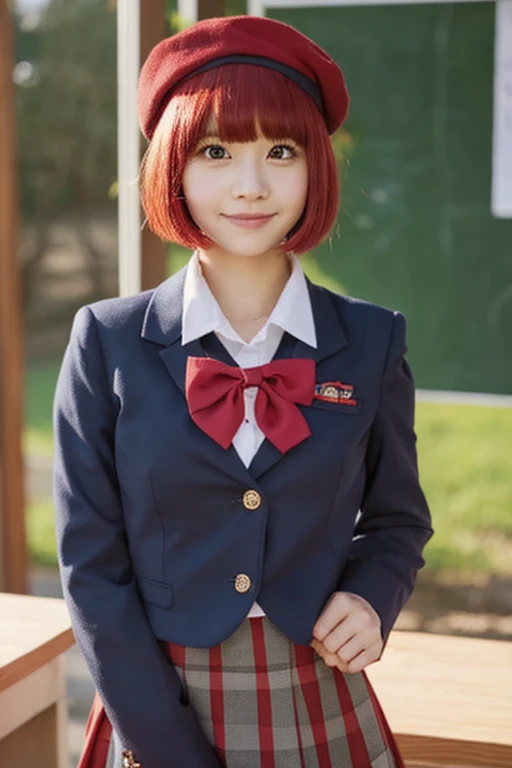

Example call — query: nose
[231,156,269,201]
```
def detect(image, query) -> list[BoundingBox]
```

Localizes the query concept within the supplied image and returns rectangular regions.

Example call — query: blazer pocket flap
[310,399,363,415]
[136,576,173,608]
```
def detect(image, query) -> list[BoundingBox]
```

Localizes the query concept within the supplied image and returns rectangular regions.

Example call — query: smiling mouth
[222,213,277,220]
[221,213,277,229]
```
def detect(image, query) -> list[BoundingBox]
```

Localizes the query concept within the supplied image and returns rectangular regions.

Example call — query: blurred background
[3,0,512,763]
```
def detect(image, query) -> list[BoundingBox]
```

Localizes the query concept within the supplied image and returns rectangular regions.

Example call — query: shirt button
[234,574,252,593]
[243,490,262,510]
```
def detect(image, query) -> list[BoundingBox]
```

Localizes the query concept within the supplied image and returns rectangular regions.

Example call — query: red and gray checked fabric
[162,617,404,768]
[78,616,404,768]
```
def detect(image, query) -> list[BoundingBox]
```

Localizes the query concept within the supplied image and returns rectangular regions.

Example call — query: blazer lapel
[297,278,348,365]
[141,267,255,486]
[141,266,186,349]
[141,267,200,396]
[249,280,349,480]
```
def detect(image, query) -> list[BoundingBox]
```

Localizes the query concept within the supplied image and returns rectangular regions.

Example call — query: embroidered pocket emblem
[314,381,358,406]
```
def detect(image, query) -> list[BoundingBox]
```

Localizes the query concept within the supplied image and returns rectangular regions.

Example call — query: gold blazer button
[234,573,252,593]
[243,490,262,510]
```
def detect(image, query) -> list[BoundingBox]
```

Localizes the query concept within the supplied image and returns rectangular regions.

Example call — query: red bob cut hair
[140,63,340,254]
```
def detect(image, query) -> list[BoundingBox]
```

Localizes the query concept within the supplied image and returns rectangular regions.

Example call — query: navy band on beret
[178,55,324,115]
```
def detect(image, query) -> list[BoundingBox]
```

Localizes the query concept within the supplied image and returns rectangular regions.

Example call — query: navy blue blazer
[53,266,432,767]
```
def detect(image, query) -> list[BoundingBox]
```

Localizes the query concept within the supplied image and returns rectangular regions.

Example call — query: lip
[221,213,277,229]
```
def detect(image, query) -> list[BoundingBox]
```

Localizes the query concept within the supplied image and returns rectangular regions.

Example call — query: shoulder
[69,282,162,353]
[308,281,407,364]
[339,291,398,323]
[311,282,404,338]
[75,289,155,332]
[65,291,157,366]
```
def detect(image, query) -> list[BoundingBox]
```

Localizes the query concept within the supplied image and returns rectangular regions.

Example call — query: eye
[268,144,299,160]
[201,144,229,160]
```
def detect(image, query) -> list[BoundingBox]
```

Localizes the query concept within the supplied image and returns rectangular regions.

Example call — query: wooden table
[0,592,74,768]
[368,630,512,768]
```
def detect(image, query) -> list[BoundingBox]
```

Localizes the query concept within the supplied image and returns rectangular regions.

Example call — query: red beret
[138,15,349,139]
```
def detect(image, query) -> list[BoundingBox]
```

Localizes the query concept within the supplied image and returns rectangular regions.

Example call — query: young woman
[53,15,433,768]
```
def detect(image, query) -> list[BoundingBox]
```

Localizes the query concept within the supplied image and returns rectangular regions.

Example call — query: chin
[228,245,284,259]
[209,235,287,259]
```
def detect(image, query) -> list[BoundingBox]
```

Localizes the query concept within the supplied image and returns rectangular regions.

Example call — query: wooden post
[117,0,142,297]
[0,1,27,593]
[198,0,226,19]
[140,0,167,290]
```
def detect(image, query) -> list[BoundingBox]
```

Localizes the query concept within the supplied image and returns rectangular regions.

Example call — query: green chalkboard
[269,3,512,394]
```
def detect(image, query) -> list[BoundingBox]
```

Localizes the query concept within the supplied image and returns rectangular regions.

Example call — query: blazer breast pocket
[309,398,363,416]
[136,575,173,609]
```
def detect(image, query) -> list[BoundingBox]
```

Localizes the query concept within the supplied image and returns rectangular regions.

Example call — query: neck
[197,248,292,343]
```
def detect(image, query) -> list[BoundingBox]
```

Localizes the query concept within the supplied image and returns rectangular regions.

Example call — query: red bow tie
[185,357,316,454]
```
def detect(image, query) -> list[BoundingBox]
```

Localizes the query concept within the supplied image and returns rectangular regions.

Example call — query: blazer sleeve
[53,306,222,768]
[338,311,434,643]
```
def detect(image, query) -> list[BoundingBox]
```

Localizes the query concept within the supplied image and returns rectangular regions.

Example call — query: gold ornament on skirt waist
[122,749,142,767]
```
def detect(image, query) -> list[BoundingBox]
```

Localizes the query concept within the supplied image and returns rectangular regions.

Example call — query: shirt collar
[182,250,317,349]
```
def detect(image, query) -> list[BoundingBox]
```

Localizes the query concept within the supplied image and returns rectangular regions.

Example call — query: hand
[310,637,350,673]
[310,592,383,674]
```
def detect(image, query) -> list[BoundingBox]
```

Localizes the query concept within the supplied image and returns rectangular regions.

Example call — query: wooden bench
[0,592,74,768]
[368,630,512,767]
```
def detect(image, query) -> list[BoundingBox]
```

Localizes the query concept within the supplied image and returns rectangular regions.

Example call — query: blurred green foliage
[14,0,117,216]
[25,362,58,455]
[27,498,57,568]
[417,403,512,572]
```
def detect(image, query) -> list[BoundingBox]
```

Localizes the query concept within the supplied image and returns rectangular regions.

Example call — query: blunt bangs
[140,64,340,254]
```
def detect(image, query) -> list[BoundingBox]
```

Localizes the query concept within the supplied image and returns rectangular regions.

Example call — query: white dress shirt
[182,251,317,618]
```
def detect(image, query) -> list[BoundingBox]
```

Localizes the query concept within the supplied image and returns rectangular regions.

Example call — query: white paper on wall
[492,0,512,218]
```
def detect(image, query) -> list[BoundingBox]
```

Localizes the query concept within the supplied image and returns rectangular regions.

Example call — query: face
[182,122,308,260]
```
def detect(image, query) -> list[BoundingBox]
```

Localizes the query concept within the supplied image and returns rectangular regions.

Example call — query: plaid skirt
[83,617,404,768]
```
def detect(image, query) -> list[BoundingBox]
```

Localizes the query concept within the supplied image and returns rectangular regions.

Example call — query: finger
[310,638,337,666]
[324,652,342,668]
[336,636,366,666]
[329,603,382,652]
[321,615,360,654]
[346,644,382,674]
[311,639,349,673]
[321,647,350,674]
[312,593,352,641]
[310,638,324,656]
[329,617,382,659]
[334,655,350,673]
